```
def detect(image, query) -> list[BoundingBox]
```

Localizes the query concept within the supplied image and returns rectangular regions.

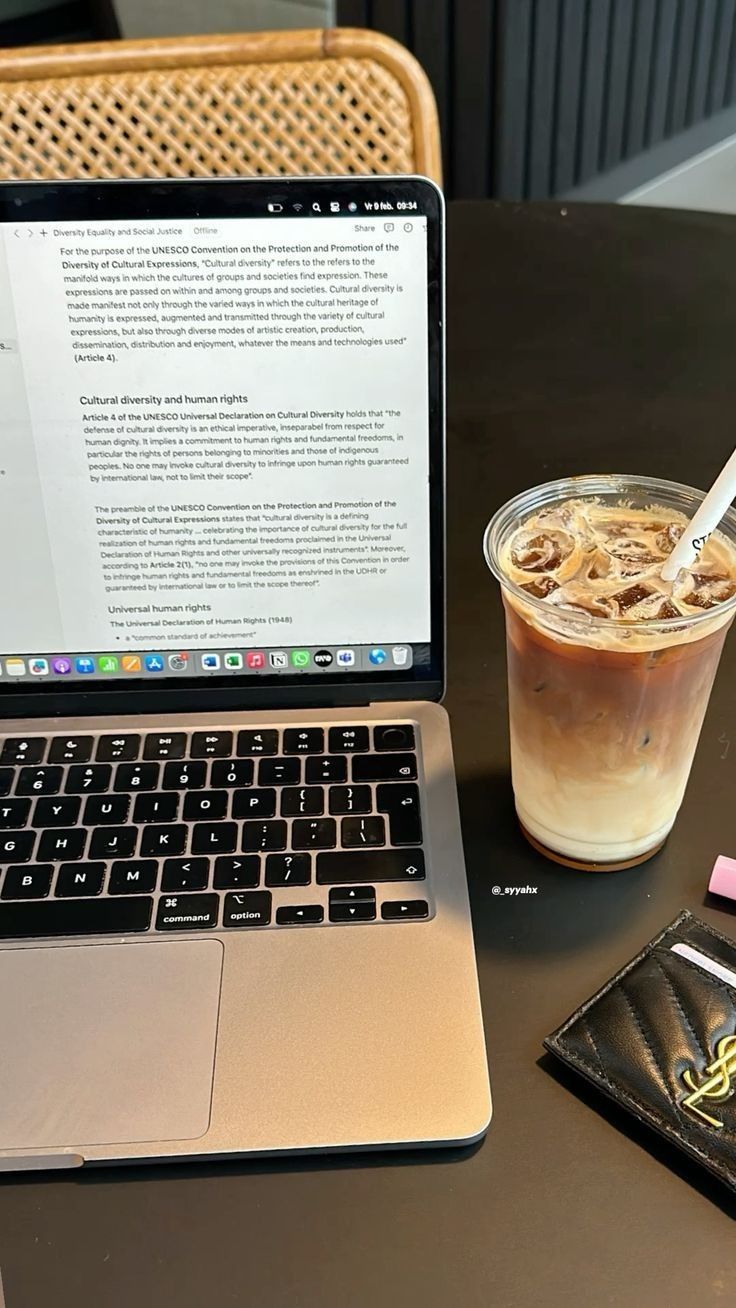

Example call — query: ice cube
[520,577,559,599]
[684,573,736,610]
[610,583,653,613]
[605,538,659,566]
[509,529,574,573]
[656,523,684,555]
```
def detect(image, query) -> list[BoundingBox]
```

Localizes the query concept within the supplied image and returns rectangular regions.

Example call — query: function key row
[0,724,416,766]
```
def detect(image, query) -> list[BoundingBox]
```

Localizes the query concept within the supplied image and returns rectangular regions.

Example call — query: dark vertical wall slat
[412,0,452,187]
[337,0,369,24]
[552,0,587,192]
[707,0,736,112]
[667,0,699,134]
[578,0,611,182]
[371,0,410,47]
[527,0,561,198]
[495,0,534,199]
[602,0,635,168]
[647,0,679,145]
[689,0,720,122]
[451,0,495,198]
[624,0,657,157]
[336,0,736,199]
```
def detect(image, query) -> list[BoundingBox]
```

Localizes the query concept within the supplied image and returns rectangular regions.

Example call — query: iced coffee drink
[484,476,736,869]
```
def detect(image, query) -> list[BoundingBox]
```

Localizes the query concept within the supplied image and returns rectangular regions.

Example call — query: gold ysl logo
[681,1034,736,1128]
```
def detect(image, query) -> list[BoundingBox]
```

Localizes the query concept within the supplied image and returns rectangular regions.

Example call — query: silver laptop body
[0,175,491,1170]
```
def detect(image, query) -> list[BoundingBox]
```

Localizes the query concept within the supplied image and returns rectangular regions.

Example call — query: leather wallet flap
[545,911,736,1193]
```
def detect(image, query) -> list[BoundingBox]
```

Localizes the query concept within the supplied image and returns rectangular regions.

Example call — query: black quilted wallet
[544,911,736,1194]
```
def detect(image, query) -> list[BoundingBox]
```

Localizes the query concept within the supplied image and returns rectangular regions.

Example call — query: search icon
[312,202,321,212]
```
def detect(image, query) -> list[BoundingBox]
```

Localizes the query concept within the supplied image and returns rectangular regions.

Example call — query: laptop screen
[0,177,443,703]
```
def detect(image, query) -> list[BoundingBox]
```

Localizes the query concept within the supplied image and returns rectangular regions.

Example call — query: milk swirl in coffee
[495,496,736,867]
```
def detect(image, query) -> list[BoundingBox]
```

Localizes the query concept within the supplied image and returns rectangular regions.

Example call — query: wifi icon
[293,203,303,212]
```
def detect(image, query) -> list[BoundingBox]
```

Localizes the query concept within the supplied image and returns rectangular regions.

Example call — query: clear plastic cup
[484,475,736,870]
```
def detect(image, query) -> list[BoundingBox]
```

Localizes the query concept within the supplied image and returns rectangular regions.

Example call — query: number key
[162,761,207,790]
[16,766,63,796]
[66,764,112,794]
[211,759,254,788]
[114,763,160,792]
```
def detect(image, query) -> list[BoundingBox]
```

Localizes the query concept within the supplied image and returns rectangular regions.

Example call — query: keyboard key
[84,794,130,826]
[328,726,370,753]
[341,816,386,847]
[16,766,63,796]
[276,905,323,926]
[242,820,287,852]
[114,763,160,792]
[0,896,153,938]
[259,757,300,786]
[291,818,336,850]
[161,857,210,892]
[0,768,13,797]
[48,735,94,763]
[317,849,425,884]
[374,724,415,752]
[280,787,324,817]
[211,759,254,789]
[66,764,112,794]
[265,853,311,886]
[382,899,429,920]
[143,733,187,760]
[140,824,188,857]
[183,791,228,822]
[192,822,237,855]
[237,729,278,756]
[328,785,372,816]
[1,864,52,899]
[162,760,207,790]
[0,799,31,829]
[191,731,233,758]
[34,797,81,828]
[89,826,137,859]
[283,728,324,755]
[213,855,260,889]
[96,734,141,762]
[232,788,276,819]
[133,791,180,823]
[0,830,36,862]
[1,737,46,765]
[376,783,423,845]
[305,756,347,784]
[55,862,105,898]
[223,890,271,927]
[352,753,417,783]
[156,894,219,931]
[109,859,158,894]
[37,828,85,862]
[328,885,376,905]
[329,901,376,923]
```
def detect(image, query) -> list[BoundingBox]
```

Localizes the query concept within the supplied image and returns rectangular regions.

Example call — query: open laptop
[0,175,490,1169]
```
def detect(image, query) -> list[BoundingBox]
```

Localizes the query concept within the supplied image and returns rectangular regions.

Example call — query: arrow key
[276,905,324,926]
[381,900,429,921]
[329,899,376,923]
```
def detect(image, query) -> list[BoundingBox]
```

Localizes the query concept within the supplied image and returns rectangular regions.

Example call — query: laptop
[0,174,491,1169]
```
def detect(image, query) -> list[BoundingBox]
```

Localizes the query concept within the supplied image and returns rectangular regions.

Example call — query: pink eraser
[709,855,736,900]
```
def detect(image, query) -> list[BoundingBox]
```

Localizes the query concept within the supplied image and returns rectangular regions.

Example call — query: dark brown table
[3,200,736,1307]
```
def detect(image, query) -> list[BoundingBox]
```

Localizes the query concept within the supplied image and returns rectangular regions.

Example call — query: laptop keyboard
[0,723,430,938]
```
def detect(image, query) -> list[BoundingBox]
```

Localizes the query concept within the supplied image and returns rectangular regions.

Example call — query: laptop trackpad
[0,939,222,1152]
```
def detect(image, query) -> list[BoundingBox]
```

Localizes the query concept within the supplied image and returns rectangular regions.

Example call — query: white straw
[660,447,736,581]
